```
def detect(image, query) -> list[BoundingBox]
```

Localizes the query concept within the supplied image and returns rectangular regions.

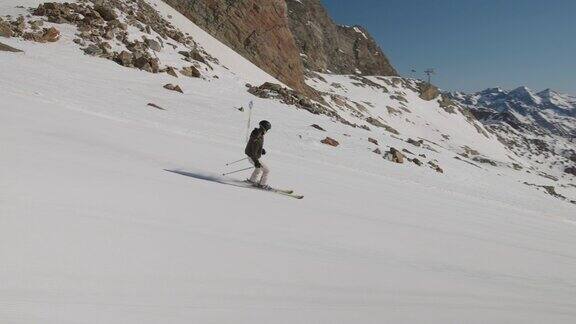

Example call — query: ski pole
[222,166,254,177]
[225,157,248,166]
[245,101,254,143]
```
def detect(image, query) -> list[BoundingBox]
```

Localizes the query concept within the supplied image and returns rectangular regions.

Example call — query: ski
[256,186,303,199]
[241,181,303,199]
[165,170,304,199]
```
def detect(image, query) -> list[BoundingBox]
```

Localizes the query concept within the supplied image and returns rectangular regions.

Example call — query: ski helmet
[259,120,271,131]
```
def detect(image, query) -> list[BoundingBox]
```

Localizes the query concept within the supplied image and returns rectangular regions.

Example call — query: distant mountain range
[450,87,576,177]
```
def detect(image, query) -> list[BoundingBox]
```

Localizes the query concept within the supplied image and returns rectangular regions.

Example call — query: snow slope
[2,1,576,323]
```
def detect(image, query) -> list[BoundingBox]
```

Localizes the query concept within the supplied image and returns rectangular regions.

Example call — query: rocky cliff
[163,0,397,94]
[163,0,307,93]
[286,0,397,76]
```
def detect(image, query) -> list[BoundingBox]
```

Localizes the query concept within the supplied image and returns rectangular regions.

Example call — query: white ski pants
[249,159,269,185]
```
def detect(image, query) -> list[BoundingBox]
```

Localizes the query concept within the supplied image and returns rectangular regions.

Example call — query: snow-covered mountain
[450,86,576,179]
[2,0,576,323]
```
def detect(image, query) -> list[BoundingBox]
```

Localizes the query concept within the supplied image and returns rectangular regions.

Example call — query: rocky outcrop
[286,0,397,76]
[419,83,440,101]
[163,0,397,95]
[248,82,326,114]
[24,0,213,77]
[163,0,307,93]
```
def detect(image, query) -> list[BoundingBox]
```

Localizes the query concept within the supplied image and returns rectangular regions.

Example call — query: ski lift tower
[424,68,435,85]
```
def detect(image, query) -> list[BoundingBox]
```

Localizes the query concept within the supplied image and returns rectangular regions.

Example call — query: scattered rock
[310,124,325,131]
[115,50,133,67]
[180,65,201,78]
[565,166,576,176]
[163,83,183,93]
[147,102,165,110]
[407,138,423,147]
[144,37,161,51]
[84,44,103,56]
[134,56,159,73]
[321,137,339,147]
[438,96,456,114]
[472,156,497,166]
[26,0,197,76]
[365,117,399,135]
[411,158,423,166]
[29,20,44,31]
[0,20,13,38]
[248,82,326,115]
[190,49,207,64]
[428,161,444,173]
[0,41,23,52]
[165,66,178,77]
[402,148,414,155]
[94,4,117,21]
[41,27,60,42]
[368,137,379,145]
[524,182,566,200]
[373,148,382,155]
[384,147,404,164]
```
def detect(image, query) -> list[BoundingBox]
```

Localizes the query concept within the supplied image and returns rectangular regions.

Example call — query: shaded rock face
[286,0,397,76]
[163,0,307,93]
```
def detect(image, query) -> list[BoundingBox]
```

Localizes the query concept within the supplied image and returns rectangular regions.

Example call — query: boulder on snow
[42,27,60,42]
[180,65,201,78]
[310,124,325,131]
[373,148,382,155]
[411,158,423,166]
[321,137,339,147]
[365,116,400,135]
[163,83,183,93]
[384,147,404,164]
[368,137,379,145]
[165,66,178,78]
[407,138,423,147]
[0,41,23,52]
[147,102,165,110]
[428,161,444,173]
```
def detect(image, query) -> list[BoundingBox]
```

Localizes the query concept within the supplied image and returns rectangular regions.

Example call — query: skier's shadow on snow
[164,169,233,186]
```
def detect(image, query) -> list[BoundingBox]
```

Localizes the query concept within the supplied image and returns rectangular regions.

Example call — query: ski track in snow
[1,0,576,323]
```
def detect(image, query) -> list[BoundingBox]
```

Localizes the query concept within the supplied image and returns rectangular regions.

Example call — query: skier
[245,120,271,188]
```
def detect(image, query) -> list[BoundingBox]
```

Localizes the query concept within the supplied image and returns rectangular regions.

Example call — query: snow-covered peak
[537,88,576,110]
[508,86,542,105]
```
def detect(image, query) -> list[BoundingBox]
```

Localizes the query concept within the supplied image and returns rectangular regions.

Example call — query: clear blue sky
[321,0,576,94]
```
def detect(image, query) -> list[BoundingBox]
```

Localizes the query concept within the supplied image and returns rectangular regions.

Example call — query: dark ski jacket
[245,127,265,163]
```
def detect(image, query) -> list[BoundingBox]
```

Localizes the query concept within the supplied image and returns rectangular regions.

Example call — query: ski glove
[254,160,262,168]
[261,149,266,155]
